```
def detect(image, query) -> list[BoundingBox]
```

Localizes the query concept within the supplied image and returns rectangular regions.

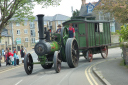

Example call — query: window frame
[31,38,35,43]
[24,29,28,34]
[24,21,27,26]
[25,37,28,42]
[17,29,20,35]
[16,22,20,26]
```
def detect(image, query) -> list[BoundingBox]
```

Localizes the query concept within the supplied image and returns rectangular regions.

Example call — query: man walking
[20,48,25,63]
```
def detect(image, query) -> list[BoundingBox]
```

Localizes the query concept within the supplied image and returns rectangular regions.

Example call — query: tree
[0,0,61,32]
[94,0,128,23]
[71,9,80,19]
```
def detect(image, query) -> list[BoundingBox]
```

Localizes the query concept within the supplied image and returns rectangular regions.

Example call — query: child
[16,53,19,65]
[9,52,14,65]
[9,55,14,65]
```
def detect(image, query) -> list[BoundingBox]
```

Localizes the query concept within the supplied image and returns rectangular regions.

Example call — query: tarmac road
[0,47,122,85]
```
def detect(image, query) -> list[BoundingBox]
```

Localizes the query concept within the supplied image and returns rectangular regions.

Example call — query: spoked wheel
[53,51,61,73]
[83,51,88,60]
[24,53,33,75]
[101,46,108,59]
[61,27,69,47]
[87,50,93,62]
[65,38,79,68]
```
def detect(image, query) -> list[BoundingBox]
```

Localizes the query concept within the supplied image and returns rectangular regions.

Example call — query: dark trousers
[14,58,17,66]
[17,59,19,65]
[0,60,1,67]
[6,57,10,65]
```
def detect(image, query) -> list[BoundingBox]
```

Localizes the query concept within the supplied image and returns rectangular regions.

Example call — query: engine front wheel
[53,51,61,73]
[24,53,33,75]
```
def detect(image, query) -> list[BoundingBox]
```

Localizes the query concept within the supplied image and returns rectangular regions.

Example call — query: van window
[95,23,99,32]
[95,23,103,32]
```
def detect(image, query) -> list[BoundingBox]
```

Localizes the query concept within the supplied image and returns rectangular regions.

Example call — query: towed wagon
[63,19,111,62]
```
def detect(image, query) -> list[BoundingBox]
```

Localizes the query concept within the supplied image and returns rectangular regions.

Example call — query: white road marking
[15,80,23,85]
[29,75,46,85]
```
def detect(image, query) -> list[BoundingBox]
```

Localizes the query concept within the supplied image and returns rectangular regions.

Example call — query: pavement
[0,49,34,72]
[92,47,128,85]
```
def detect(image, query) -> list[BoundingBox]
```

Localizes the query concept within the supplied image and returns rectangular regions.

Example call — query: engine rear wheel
[24,53,33,75]
[65,38,79,68]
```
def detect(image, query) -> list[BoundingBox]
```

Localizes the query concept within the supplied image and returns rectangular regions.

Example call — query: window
[31,38,35,43]
[25,38,28,42]
[58,21,61,24]
[16,22,20,26]
[95,23,104,32]
[24,21,27,26]
[24,29,28,34]
[30,21,35,28]
[49,22,52,26]
[99,23,103,32]
[95,23,99,32]
[99,11,104,20]
[44,21,47,25]
[17,30,20,35]
[30,29,35,36]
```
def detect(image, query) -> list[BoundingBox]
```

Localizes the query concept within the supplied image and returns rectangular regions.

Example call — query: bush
[116,24,128,41]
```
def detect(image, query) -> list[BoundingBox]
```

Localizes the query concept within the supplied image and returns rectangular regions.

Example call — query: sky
[33,0,99,17]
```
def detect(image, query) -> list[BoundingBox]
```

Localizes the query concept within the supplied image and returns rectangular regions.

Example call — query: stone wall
[111,35,119,44]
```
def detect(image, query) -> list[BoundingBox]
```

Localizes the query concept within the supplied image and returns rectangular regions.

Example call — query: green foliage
[0,0,61,30]
[111,32,119,35]
[117,24,128,48]
[71,9,80,19]
[118,24,128,41]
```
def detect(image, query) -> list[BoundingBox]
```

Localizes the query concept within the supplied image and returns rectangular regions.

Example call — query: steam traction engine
[24,14,79,75]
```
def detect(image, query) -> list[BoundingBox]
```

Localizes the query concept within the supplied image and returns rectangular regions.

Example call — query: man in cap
[56,24,61,33]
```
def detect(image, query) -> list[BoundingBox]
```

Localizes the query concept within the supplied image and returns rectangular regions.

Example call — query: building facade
[0,14,70,50]
[80,0,117,32]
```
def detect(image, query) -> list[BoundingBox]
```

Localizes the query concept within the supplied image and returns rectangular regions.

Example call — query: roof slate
[10,14,70,22]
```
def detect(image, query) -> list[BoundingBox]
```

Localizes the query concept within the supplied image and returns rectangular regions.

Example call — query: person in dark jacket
[20,48,25,63]
[56,24,61,33]
[6,48,11,66]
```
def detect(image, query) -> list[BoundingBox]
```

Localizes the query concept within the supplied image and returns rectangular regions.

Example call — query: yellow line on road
[0,64,23,74]
[88,65,98,85]
[85,58,119,85]
[85,66,94,85]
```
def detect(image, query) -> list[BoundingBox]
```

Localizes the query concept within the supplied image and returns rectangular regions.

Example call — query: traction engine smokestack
[37,14,44,40]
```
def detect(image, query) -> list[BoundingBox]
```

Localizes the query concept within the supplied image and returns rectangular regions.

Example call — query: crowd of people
[0,47,26,67]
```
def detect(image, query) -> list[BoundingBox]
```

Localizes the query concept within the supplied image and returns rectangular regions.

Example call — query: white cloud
[33,0,99,17]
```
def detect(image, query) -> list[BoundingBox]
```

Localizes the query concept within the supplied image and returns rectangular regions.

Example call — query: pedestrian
[9,53,14,65]
[24,47,27,53]
[6,48,11,66]
[20,48,25,63]
[3,50,6,62]
[13,48,17,66]
[0,53,2,67]
[5,51,8,65]
[68,23,75,38]
[56,24,62,33]
[16,53,19,65]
